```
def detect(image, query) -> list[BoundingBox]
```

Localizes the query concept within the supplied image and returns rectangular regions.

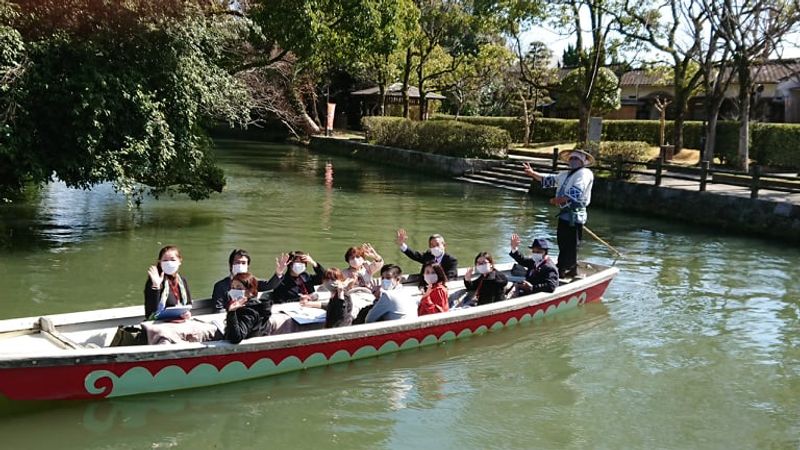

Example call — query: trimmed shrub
[431,114,525,141]
[361,117,510,159]
[750,123,800,168]
[598,141,650,180]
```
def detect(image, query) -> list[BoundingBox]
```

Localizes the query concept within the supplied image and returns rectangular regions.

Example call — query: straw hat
[558,148,595,167]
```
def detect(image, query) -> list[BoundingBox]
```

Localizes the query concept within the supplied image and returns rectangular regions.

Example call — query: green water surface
[0,140,798,449]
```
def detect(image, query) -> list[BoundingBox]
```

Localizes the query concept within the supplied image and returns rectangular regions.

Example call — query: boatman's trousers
[556,219,583,276]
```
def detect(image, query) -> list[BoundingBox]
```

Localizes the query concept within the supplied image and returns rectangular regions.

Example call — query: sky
[519,25,800,68]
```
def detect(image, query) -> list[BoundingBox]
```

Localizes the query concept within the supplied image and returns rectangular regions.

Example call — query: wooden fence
[530,148,800,200]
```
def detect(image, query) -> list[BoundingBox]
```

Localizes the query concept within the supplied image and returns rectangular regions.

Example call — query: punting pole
[583,225,623,258]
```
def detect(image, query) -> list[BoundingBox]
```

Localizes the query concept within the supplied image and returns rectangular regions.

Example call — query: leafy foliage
[362,116,510,159]
[560,67,621,115]
[1,0,251,201]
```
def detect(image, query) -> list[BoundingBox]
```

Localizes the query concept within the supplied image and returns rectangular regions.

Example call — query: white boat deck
[0,261,610,356]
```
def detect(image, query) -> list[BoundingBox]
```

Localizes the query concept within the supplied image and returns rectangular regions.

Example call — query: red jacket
[418,283,449,316]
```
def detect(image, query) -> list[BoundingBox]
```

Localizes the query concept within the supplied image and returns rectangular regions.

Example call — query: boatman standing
[522,149,595,278]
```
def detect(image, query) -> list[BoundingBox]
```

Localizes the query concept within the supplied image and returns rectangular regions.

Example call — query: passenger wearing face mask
[211,249,290,313]
[270,250,326,304]
[224,272,273,344]
[463,252,509,306]
[509,234,559,295]
[417,263,449,316]
[395,229,458,279]
[341,243,384,288]
[143,245,192,320]
[365,264,417,323]
[522,149,595,278]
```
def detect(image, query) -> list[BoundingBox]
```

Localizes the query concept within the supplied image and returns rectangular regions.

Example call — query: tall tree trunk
[578,102,590,146]
[378,84,386,116]
[672,89,688,153]
[736,63,751,172]
[704,113,719,163]
[401,48,412,119]
[288,84,321,135]
[520,91,530,146]
[738,93,750,172]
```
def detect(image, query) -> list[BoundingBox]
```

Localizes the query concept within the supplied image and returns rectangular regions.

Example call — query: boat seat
[38,317,84,350]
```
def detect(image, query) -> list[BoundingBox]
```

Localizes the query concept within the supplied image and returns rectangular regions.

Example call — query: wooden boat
[0,262,618,401]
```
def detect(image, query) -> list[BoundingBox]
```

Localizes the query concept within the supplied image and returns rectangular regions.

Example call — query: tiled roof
[620,70,670,86]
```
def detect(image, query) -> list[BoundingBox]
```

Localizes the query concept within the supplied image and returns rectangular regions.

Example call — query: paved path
[506,154,800,205]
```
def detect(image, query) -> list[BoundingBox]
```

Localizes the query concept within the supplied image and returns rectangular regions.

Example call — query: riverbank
[310,136,800,244]
[309,136,503,176]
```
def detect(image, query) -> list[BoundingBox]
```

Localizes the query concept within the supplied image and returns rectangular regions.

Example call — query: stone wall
[309,136,504,176]
[532,180,800,243]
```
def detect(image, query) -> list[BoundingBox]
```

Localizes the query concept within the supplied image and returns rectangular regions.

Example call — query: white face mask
[476,263,491,274]
[228,289,246,300]
[231,263,248,275]
[430,246,444,258]
[531,253,544,264]
[161,260,180,275]
[424,273,438,285]
[349,257,364,268]
[291,262,306,275]
[381,278,394,290]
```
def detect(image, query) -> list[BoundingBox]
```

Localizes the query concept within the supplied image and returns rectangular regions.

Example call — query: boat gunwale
[0,264,617,368]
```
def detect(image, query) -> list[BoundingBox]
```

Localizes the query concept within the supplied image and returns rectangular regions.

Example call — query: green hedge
[433,114,800,168]
[750,123,800,168]
[362,117,510,159]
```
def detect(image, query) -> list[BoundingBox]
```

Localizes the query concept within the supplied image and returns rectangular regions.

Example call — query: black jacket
[212,274,282,313]
[402,247,459,280]
[509,250,558,294]
[143,275,192,319]
[270,263,326,304]
[464,270,509,306]
[225,298,272,344]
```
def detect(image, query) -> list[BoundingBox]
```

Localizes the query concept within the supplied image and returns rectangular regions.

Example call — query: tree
[354,0,419,116]
[560,66,621,120]
[561,43,580,67]
[695,15,734,164]
[705,0,800,171]
[440,44,512,117]
[549,0,623,145]
[616,0,706,153]
[1,0,251,201]
[513,41,555,145]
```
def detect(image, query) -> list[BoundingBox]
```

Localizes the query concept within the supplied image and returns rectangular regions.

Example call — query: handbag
[109,325,148,347]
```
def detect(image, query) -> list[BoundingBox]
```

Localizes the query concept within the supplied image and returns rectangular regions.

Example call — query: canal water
[0,140,797,449]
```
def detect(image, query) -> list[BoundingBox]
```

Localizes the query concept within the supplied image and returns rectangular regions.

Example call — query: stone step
[455,176,530,193]
[472,169,532,182]
[461,173,531,189]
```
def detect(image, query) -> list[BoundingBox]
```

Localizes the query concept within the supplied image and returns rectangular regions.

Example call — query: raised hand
[275,252,289,276]
[522,162,535,177]
[147,265,163,288]
[362,242,378,259]
[396,228,408,246]
[510,233,522,250]
[369,278,382,299]
[464,266,474,280]
[302,254,317,268]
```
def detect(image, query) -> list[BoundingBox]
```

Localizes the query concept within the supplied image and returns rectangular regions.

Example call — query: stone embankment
[310,136,800,244]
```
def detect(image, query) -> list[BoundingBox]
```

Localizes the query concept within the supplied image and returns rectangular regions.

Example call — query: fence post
[655,157,663,186]
[615,156,624,180]
[751,165,761,199]
[552,148,559,171]
[699,160,709,192]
